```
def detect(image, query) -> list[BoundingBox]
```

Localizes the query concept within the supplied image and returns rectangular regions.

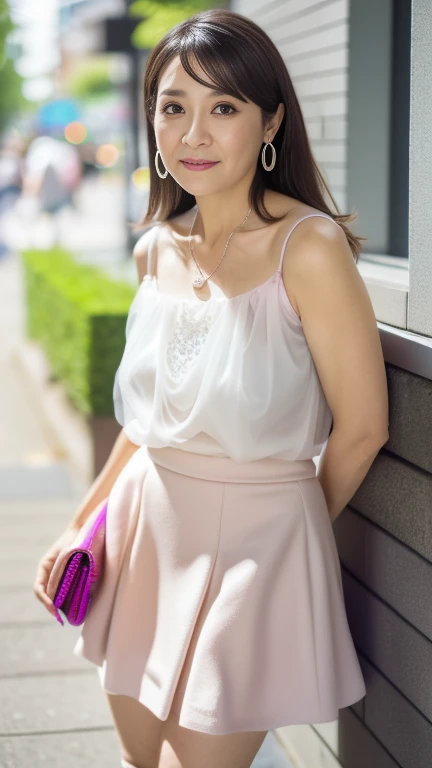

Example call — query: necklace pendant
[193,276,206,288]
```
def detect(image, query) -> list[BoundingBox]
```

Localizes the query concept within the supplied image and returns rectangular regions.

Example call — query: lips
[180,159,219,172]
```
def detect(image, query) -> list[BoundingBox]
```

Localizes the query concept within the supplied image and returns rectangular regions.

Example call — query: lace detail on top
[166,303,214,382]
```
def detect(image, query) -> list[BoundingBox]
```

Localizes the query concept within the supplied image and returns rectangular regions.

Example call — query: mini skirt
[73,444,366,735]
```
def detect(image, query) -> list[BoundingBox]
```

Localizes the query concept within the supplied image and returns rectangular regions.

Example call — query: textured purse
[46,498,108,627]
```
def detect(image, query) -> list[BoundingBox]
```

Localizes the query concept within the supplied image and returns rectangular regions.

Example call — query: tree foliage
[68,57,115,101]
[0,1,30,132]
[0,0,14,71]
[128,0,225,49]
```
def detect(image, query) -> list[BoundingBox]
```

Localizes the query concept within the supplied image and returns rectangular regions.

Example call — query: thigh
[159,709,268,768]
[105,691,268,768]
[105,691,165,767]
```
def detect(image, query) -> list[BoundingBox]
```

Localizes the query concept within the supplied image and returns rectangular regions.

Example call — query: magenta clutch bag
[46,498,108,627]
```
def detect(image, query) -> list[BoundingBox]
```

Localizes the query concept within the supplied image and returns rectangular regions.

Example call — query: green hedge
[21,248,136,417]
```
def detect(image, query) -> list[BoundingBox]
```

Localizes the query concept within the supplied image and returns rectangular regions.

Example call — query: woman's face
[153,55,279,195]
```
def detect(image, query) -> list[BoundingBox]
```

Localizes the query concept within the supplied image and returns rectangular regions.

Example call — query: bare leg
[105,692,165,768]
[158,708,268,768]
[105,690,268,768]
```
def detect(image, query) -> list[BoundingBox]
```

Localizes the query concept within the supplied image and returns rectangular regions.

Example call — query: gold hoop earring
[261,141,276,172]
[155,149,168,179]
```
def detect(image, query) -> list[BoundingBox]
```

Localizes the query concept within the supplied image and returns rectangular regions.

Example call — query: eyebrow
[159,87,231,98]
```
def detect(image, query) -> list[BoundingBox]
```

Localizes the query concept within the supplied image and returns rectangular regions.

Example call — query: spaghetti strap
[146,224,160,278]
[278,213,339,273]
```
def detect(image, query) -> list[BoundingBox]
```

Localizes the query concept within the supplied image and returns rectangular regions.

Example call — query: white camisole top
[113,211,337,463]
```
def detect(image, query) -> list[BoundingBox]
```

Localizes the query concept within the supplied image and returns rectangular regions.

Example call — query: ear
[264,102,285,142]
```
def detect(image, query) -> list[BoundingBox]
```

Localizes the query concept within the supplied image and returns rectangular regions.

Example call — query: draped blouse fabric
[113,212,336,463]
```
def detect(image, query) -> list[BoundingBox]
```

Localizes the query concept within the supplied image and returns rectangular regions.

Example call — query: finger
[33,581,51,607]
[33,583,64,624]
[33,578,57,613]
[34,557,55,589]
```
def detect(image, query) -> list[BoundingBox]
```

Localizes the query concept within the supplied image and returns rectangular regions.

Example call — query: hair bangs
[178,46,249,107]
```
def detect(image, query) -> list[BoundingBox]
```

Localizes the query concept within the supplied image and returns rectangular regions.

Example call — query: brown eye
[160,103,237,116]
[214,104,236,115]
[161,103,183,114]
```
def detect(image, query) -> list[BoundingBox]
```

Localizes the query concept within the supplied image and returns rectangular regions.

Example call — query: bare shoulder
[132,225,160,281]
[132,226,156,258]
[283,212,354,281]
[145,211,193,248]
[133,211,194,281]
[280,209,355,318]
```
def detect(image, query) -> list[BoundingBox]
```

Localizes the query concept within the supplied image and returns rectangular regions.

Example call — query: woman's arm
[316,429,386,524]
[283,216,389,524]
[66,428,141,530]
[66,231,156,531]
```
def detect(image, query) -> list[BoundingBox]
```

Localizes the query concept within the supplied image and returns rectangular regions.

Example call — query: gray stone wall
[333,363,432,767]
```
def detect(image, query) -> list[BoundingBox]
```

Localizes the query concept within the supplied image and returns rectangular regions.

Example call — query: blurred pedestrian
[0,136,25,256]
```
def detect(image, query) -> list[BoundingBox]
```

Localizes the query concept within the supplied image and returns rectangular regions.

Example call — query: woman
[34,8,389,768]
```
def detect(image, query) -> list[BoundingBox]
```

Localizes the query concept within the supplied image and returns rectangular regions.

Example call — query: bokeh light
[95,143,119,168]
[131,166,150,190]
[64,121,87,145]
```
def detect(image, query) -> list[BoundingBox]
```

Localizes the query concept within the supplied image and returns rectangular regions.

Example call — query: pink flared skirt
[73,444,366,735]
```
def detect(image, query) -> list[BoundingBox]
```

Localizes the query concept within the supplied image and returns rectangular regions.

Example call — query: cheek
[223,118,260,147]
[226,127,261,166]
[155,122,171,141]
[223,120,248,142]
[154,117,180,146]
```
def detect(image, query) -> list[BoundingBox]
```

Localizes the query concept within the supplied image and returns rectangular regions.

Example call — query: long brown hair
[133,8,366,262]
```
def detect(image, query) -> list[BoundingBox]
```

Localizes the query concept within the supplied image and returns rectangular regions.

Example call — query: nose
[181,114,211,148]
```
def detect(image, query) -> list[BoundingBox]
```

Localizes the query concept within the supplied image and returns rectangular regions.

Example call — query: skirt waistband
[145,445,317,484]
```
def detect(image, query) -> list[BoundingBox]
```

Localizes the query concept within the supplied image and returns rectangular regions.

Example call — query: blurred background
[0,0,174,268]
[2,1,430,768]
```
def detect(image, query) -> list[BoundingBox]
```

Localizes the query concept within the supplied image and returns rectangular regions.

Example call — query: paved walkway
[0,229,293,766]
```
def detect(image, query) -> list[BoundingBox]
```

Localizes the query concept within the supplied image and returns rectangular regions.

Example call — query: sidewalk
[0,248,123,766]
[0,243,293,767]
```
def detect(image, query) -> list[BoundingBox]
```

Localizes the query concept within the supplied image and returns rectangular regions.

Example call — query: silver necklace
[188,205,252,289]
